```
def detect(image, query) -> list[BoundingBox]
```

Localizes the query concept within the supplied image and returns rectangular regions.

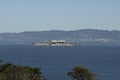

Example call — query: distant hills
[0,29,120,46]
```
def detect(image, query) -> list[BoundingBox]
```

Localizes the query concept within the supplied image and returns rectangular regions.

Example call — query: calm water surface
[0,45,120,80]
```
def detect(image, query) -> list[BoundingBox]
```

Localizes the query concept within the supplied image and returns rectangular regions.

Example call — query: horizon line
[0,29,120,33]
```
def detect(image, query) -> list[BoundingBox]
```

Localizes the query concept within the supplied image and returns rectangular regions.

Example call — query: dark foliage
[0,63,45,80]
[68,66,96,80]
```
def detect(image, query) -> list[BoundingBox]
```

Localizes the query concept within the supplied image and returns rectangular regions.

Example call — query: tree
[0,56,2,65]
[68,66,96,80]
[0,63,45,80]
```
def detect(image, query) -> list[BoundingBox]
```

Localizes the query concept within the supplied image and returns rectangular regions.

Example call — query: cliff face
[0,29,120,45]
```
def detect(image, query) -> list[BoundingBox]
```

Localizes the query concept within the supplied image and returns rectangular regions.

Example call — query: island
[32,40,80,46]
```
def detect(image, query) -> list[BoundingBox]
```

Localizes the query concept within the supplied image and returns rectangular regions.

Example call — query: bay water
[0,45,120,80]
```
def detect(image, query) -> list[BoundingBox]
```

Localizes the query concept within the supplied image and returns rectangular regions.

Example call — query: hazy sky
[0,0,120,32]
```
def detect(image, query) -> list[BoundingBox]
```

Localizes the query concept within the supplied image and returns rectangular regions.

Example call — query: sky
[0,0,120,32]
